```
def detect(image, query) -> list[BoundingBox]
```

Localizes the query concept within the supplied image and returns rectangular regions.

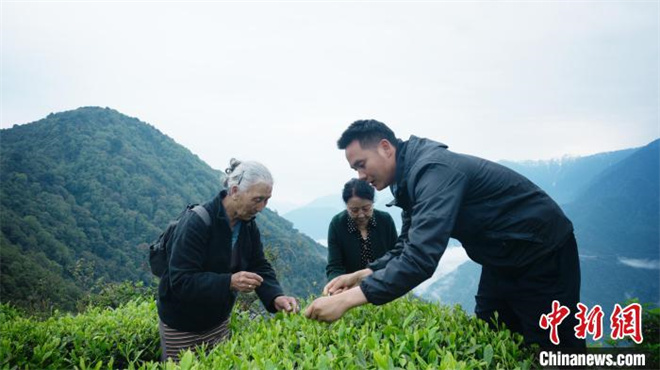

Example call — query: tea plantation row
[1,296,535,369]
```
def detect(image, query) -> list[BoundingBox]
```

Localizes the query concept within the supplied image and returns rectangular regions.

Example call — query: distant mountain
[283,191,402,241]
[565,139,659,259]
[283,195,342,241]
[564,139,659,310]
[499,148,635,205]
[0,107,326,311]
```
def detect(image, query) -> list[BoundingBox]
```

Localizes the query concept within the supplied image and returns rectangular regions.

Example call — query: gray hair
[223,158,273,192]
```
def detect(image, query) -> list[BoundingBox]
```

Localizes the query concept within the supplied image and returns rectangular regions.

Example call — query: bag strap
[191,205,212,226]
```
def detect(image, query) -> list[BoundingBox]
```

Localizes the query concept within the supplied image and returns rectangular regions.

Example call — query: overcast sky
[2,1,658,212]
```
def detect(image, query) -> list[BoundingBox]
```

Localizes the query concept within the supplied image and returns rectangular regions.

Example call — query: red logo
[574,303,604,341]
[610,303,643,344]
[539,301,644,345]
[539,300,571,345]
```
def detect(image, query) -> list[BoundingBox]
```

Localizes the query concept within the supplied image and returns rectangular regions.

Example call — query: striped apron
[159,317,231,361]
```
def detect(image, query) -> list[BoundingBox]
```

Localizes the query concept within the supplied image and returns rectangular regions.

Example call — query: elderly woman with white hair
[157,158,298,360]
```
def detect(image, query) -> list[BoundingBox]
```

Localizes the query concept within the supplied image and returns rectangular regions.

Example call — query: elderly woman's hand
[231,271,263,292]
[274,296,299,313]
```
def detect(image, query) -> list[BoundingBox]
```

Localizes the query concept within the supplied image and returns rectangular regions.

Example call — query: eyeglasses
[348,204,373,216]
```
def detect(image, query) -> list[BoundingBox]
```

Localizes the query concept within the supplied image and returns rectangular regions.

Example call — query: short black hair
[342,178,375,203]
[337,119,397,150]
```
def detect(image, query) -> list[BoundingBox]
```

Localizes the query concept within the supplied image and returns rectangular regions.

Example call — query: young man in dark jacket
[305,120,584,349]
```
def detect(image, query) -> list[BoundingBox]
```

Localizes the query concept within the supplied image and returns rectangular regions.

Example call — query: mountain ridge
[0,106,326,311]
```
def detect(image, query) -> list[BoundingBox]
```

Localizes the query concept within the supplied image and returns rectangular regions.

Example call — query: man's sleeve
[360,163,467,305]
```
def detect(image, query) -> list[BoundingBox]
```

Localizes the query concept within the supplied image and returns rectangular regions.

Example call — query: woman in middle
[326,178,398,282]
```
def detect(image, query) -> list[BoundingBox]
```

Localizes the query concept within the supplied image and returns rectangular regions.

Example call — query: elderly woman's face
[233,182,272,221]
[346,196,374,227]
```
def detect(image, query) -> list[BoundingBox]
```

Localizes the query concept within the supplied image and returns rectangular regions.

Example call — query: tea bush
[1,299,159,369]
[1,296,535,369]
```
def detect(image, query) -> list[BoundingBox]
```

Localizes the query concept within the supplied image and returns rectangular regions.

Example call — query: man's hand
[274,296,299,313]
[230,271,263,292]
[304,296,346,323]
[305,287,368,323]
[323,268,373,296]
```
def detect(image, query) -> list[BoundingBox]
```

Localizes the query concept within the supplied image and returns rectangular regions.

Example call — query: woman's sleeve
[325,217,346,281]
[248,223,284,312]
[168,212,233,303]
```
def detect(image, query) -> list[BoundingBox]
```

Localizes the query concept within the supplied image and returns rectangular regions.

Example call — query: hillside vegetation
[0,107,326,312]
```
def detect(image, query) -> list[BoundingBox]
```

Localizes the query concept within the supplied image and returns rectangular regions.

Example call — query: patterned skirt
[159,317,231,361]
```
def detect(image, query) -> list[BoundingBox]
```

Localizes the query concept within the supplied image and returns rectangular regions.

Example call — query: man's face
[345,139,396,191]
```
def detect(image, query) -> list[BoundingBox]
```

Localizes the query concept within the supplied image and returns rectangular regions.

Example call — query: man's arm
[361,163,467,305]
[305,285,368,322]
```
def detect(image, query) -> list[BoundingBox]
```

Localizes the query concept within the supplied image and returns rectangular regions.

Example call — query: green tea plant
[1,298,159,369]
[1,296,536,369]
[150,296,535,369]
[76,281,156,312]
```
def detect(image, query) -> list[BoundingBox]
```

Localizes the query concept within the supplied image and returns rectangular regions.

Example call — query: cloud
[618,257,660,270]
[414,246,470,295]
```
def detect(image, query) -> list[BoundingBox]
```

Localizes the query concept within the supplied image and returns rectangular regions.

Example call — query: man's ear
[379,139,395,158]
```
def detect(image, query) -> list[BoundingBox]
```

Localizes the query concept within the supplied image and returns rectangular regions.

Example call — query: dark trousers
[475,233,586,349]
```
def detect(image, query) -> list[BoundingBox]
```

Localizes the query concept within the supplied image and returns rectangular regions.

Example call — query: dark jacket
[157,191,284,332]
[361,136,574,305]
[326,209,398,281]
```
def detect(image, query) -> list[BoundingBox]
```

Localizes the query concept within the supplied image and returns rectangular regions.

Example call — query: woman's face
[231,182,272,221]
[346,196,374,227]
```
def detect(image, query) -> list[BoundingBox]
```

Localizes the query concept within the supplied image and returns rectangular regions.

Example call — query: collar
[217,189,257,224]
[386,138,407,208]
[347,212,377,234]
